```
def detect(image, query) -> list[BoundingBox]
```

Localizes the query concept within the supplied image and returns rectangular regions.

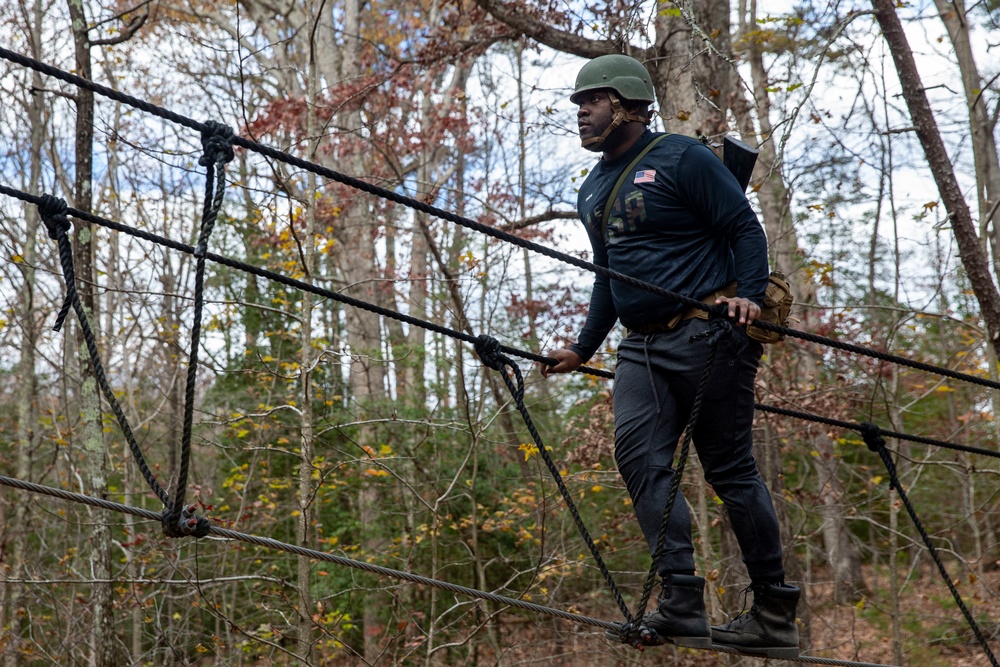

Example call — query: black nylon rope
[0,184,606,376]
[754,403,1000,459]
[1,47,996,393]
[750,319,1000,390]
[860,424,999,667]
[164,121,234,539]
[37,198,172,508]
[0,474,901,667]
[6,185,996,463]
[473,336,635,625]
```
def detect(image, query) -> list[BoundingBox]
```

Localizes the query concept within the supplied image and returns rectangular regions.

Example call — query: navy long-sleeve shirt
[569,131,769,361]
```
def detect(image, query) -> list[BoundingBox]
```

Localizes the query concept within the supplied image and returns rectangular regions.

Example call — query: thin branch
[500,209,579,231]
[30,86,77,103]
[91,13,148,47]
[91,0,153,29]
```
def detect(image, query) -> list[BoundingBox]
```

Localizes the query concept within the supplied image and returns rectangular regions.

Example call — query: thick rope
[36,196,172,508]
[0,184,606,377]
[31,126,233,540]
[860,424,1000,667]
[754,403,1000,459]
[7,184,997,465]
[748,319,1000,390]
[1,47,996,392]
[473,336,635,625]
[0,474,900,667]
[163,121,235,539]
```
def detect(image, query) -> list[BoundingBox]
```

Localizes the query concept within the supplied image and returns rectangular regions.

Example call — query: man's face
[575,90,615,150]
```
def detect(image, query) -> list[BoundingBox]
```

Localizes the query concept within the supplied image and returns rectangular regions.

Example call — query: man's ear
[628,102,651,122]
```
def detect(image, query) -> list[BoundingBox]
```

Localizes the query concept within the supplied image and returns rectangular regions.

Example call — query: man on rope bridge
[541,53,800,658]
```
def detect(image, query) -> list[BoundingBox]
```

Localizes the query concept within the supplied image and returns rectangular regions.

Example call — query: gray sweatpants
[613,317,785,583]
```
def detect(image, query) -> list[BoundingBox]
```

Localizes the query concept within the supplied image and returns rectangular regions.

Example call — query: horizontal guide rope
[0,182,995,462]
[1,47,998,392]
[754,403,1000,459]
[0,474,898,667]
[0,184,591,373]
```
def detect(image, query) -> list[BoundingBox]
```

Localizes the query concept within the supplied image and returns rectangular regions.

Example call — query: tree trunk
[329,1,390,660]
[732,0,865,612]
[650,0,735,138]
[294,6,321,660]
[933,0,1000,265]
[933,0,1000,451]
[3,1,45,661]
[66,1,117,664]
[872,0,1000,356]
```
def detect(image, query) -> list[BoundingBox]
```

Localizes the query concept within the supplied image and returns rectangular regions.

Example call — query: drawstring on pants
[643,334,661,415]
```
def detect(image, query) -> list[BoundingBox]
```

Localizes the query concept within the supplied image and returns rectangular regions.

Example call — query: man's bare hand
[540,349,584,378]
[716,296,761,327]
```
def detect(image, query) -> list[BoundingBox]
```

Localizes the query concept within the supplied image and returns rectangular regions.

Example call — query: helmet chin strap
[581,91,651,150]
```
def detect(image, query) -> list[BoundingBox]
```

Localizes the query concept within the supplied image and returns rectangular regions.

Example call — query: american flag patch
[633,169,656,184]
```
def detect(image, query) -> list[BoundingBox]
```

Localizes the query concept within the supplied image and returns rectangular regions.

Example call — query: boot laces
[728,584,763,627]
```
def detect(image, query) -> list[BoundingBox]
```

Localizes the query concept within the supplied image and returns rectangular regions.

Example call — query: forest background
[0,0,999,666]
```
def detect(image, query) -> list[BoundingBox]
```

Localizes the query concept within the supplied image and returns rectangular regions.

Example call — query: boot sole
[713,643,800,659]
[604,628,712,649]
[671,636,713,649]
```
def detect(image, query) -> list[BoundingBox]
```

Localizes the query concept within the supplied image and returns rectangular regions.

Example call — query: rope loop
[162,504,211,538]
[198,120,235,167]
[474,334,507,372]
[37,194,71,239]
[860,422,896,490]
[859,421,886,453]
[39,195,75,332]
[690,312,733,345]
[609,620,656,649]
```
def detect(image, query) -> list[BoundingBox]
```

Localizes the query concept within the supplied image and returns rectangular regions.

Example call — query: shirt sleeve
[676,143,770,304]
[569,222,618,362]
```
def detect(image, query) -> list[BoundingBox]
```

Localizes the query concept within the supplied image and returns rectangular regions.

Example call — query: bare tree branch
[872,0,1000,354]
[470,0,633,59]
[499,209,578,231]
[91,13,148,47]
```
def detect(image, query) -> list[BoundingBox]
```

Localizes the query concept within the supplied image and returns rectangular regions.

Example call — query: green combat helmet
[571,54,655,149]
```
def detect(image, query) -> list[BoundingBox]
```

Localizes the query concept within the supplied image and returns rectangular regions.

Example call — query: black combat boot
[711,582,800,658]
[640,574,712,647]
[604,574,711,647]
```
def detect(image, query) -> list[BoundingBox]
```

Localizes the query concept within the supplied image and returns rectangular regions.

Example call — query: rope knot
[37,194,71,239]
[198,121,235,167]
[690,313,732,345]
[162,504,212,539]
[475,335,506,371]
[609,620,656,649]
[859,422,885,453]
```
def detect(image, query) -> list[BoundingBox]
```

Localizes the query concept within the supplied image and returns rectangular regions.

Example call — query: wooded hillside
[0,1,998,665]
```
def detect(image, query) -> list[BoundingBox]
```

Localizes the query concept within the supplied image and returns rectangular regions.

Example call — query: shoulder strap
[600,133,668,242]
